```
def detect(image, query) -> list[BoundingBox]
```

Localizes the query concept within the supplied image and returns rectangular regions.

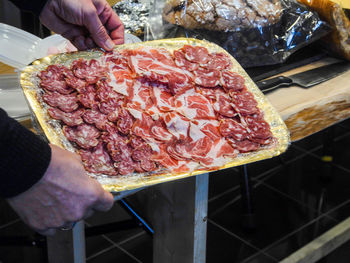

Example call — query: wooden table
[2,56,350,263]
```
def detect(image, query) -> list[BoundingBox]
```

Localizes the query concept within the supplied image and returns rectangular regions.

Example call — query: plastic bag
[145,0,331,68]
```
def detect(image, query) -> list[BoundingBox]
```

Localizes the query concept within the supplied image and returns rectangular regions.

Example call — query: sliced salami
[48,107,84,126]
[63,124,100,149]
[193,68,221,87]
[43,92,79,113]
[80,142,117,175]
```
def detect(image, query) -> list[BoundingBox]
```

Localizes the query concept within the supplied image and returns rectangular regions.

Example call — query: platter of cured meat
[20,38,290,192]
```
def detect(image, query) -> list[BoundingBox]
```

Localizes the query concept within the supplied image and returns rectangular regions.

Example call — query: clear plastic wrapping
[146,0,331,68]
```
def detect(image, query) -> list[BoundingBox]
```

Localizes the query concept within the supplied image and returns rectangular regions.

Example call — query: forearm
[0,109,51,198]
[8,0,48,16]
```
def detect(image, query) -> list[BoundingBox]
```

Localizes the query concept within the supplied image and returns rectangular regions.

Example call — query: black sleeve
[8,0,48,17]
[0,109,51,198]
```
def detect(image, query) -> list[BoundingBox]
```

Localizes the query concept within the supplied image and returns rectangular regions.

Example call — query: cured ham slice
[63,124,100,149]
[80,142,117,175]
[48,107,84,126]
[163,112,189,140]
[174,89,216,120]
[43,92,79,113]
[151,83,174,112]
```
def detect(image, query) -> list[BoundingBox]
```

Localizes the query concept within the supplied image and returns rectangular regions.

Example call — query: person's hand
[7,145,114,236]
[39,0,124,51]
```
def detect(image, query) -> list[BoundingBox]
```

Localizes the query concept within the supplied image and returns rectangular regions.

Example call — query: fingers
[98,5,124,45]
[83,6,115,50]
[93,188,114,212]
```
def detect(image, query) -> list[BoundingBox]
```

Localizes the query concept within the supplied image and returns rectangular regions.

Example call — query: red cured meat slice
[195,120,221,141]
[72,59,106,84]
[96,80,125,101]
[77,91,99,110]
[221,71,245,91]
[152,144,179,168]
[213,92,237,117]
[117,108,134,135]
[244,114,273,140]
[132,145,152,162]
[43,92,79,113]
[151,83,174,112]
[48,107,84,126]
[82,109,109,130]
[41,79,74,95]
[230,90,259,116]
[39,65,69,81]
[40,65,74,94]
[167,136,214,166]
[128,47,192,89]
[182,45,210,65]
[227,138,260,153]
[74,84,95,94]
[214,139,237,158]
[132,112,155,140]
[150,120,174,142]
[167,73,193,95]
[64,71,87,92]
[79,142,117,176]
[63,124,100,149]
[129,136,146,149]
[206,53,232,71]
[162,112,190,140]
[174,90,216,120]
[127,79,154,112]
[193,68,221,87]
[115,158,135,175]
[195,86,222,101]
[108,70,134,97]
[140,160,157,172]
[99,97,120,115]
[173,50,199,71]
[104,51,131,72]
[219,118,249,141]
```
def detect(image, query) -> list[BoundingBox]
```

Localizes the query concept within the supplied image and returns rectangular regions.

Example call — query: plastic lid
[0,23,41,69]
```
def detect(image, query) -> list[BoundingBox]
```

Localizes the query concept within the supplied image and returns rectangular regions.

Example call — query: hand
[7,145,114,236]
[39,0,124,51]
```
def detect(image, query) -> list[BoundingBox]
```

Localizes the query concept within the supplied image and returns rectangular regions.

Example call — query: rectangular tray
[20,38,290,193]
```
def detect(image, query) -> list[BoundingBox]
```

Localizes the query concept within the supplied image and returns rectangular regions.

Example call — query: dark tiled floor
[3,120,350,262]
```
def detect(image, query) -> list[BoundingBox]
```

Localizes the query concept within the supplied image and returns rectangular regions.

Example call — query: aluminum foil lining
[20,38,290,193]
[113,0,152,37]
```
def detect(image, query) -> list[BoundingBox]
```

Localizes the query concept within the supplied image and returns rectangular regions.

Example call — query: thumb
[93,189,114,212]
[83,7,115,51]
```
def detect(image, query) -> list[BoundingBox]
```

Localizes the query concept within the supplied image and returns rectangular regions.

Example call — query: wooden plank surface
[266,57,350,141]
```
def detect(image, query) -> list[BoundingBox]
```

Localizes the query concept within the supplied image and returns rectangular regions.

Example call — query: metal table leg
[128,173,209,263]
[47,221,85,263]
